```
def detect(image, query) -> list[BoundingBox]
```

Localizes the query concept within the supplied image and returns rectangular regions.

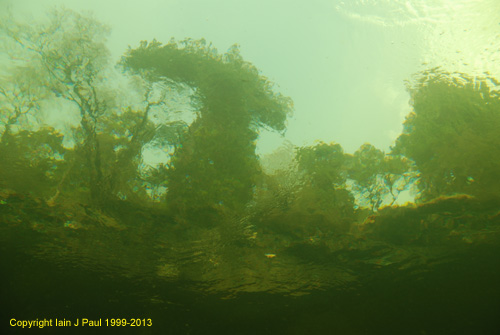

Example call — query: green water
[1,2,500,334]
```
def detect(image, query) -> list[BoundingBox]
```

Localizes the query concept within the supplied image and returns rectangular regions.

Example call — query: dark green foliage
[292,141,412,214]
[3,6,499,246]
[394,69,500,201]
[296,142,347,191]
[122,40,291,132]
[294,142,355,228]
[122,39,293,215]
[0,128,68,198]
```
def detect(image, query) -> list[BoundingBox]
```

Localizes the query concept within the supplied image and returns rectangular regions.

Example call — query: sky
[4,0,500,155]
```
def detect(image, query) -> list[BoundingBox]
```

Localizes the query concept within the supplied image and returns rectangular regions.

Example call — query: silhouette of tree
[394,69,500,201]
[122,39,293,216]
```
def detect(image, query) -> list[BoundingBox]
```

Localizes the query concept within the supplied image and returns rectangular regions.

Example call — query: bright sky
[5,0,500,155]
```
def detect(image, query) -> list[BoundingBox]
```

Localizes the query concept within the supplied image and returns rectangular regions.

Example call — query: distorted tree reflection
[122,39,293,217]
[394,69,500,202]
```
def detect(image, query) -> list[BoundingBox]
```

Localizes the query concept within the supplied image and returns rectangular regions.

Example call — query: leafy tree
[1,9,182,206]
[0,127,68,198]
[1,9,114,202]
[347,144,414,211]
[295,142,355,221]
[296,142,347,189]
[394,69,500,201]
[0,65,47,144]
[122,39,293,215]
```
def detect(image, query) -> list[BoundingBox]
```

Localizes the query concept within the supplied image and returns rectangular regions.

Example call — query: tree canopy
[121,39,293,215]
[0,9,180,206]
[2,8,499,228]
[394,69,500,202]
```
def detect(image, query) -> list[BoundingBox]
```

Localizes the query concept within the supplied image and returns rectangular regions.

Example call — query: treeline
[1,9,499,225]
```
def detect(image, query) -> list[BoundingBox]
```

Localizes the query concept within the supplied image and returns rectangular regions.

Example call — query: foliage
[3,8,499,239]
[122,39,293,215]
[394,69,500,201]
[347,144,415,211]
[292,141,413,214]
[0,65,47,143]
[247,142,355,248]
[1,8,113,202]
[296,142,347,190]
[1,9,185,207]
[0,127,68,198]
[294,142,355,226]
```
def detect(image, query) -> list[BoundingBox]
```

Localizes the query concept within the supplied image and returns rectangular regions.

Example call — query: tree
[0,65,47,144]
[394,69,500,201]
[0,127,68,198]
[122,39,293,216]
[1,9,184,206]
[347,144,414,211]
[1,8,114,202]
[295,142,355,221]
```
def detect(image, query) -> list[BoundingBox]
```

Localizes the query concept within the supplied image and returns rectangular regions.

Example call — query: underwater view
[1,0,500,334]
